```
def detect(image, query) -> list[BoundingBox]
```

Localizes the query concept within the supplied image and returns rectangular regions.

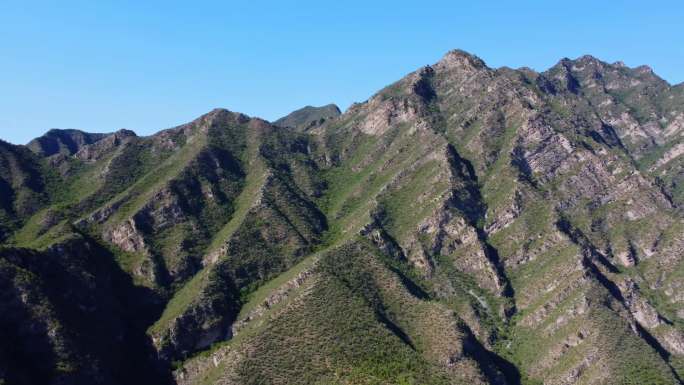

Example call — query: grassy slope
[190,241,482,385]
[148,123,267,334]
[3,56,684,385]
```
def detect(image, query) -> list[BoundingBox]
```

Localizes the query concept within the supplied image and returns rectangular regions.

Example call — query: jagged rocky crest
[1,50,683,385]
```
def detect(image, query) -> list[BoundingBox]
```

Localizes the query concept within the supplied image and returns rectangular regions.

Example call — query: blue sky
[1,1,682,144]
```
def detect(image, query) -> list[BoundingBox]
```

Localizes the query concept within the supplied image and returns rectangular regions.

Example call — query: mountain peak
[27,128,110,157]
[113,128,137,137]
[634,64,654,74]
[553,54,608,72]
[576,54,601,63]
[435,49,488,71]
[274,104,341,131]
[193,108,252,128]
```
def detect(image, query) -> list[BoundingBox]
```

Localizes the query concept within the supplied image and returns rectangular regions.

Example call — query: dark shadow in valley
[461,323,521,385]
[376,311,417,351]
[445,144,517,314]
[634,322,683,383]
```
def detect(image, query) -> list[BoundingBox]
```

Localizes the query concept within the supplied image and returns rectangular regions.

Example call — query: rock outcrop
[1,49,683,385]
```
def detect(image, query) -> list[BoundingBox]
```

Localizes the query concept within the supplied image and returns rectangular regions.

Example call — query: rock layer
[1,50,683,385]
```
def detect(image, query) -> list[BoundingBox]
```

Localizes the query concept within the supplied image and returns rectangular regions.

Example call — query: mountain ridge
[1,49,683,385]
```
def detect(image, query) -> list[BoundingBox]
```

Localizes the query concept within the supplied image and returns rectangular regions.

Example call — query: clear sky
[1,1,682,144]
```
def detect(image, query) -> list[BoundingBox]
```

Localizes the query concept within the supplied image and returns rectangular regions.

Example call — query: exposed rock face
[174,344,242,385]
[75,129,137,162]
[1,49,683,385]
[106,217,149,254]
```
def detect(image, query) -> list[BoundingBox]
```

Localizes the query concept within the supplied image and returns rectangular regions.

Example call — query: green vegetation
[2,53,684,385]
[228,241,455,385]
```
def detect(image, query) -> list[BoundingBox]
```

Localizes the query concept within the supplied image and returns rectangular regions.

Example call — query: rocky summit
[1,50,683,385]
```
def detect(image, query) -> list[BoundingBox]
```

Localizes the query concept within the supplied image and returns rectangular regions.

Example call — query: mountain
[0,140,54,242]
[27,129,112,157]
[1,50,683,385]
[274,104,341,131]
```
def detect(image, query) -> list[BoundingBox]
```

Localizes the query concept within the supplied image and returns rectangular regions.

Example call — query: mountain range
[1,49,683,385]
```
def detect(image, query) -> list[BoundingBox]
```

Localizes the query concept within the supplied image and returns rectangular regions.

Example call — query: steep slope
[0,140,54,242]
[146,121,327,362]
[2,109,330,384]
[0,49,683,385]
[172,51,684,384]
[539,55,684,206]
[0,232,169,385]
[176,240,512,385]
